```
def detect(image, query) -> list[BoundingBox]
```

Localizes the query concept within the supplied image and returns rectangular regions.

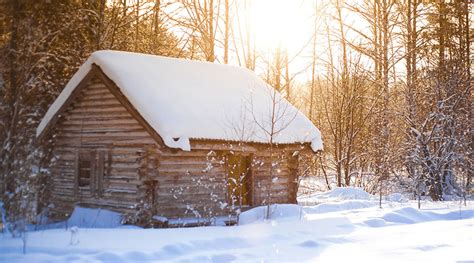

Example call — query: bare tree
[176,0,219,62]
[232,0,256,70]
[250,85,298,219]
[343,0,401,207]
[313,0,381,192]
[222,103,256,217]
[223,0,229,64]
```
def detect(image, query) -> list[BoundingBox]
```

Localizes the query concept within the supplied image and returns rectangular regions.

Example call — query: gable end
[38,64,166,148]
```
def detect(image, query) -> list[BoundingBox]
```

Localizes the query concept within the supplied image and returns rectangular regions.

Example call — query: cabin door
[227,155,252,207]
[287,154,299,203]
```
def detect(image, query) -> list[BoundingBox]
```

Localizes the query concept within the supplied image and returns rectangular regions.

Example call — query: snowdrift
[1,187,473,263]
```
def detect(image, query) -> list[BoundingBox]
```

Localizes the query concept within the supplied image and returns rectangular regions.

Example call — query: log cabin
[36,50,323,226]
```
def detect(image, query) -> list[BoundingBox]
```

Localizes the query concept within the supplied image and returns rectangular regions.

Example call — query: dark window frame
[78,153,92,188]
[74,149,108,196]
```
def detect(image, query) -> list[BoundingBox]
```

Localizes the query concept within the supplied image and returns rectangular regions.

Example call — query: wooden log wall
[153,149,227,218]
[151,148,303,219]
[49,76,159,220]
[47,73,309,222]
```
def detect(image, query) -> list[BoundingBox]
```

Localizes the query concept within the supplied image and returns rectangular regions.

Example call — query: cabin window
[78,154,92,187]
[75,150,108,195]
[226,154,252,206]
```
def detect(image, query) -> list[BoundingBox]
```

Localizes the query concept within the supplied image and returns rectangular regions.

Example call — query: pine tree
[0,0,97,231]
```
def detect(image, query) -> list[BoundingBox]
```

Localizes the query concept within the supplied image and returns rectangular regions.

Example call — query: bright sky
[248,0,314,53]
[244,0,394,84]
[240,0,320,82]
[163,0,383,83]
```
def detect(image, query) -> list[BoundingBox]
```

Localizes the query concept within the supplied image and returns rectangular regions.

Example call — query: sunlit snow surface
[36,50,323,151]
[1,189,473,263]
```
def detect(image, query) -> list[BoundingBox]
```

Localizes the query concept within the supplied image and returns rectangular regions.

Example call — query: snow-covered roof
[37,50,323,151]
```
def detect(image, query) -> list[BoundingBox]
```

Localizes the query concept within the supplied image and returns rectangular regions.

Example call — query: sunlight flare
[249,0,312,53]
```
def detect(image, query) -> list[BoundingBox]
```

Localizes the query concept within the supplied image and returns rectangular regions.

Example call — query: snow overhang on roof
[37,50,323,152]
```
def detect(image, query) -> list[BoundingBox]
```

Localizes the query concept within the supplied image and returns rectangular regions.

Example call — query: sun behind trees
[0,0,472,230]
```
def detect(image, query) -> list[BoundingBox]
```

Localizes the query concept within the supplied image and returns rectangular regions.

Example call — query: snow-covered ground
[1,188,473,263]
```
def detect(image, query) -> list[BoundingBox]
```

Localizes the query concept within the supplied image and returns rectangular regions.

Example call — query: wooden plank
[90,151,97,194]
[97,150,105,196]
[73,98,122,107]
[73,151,79,196]
[56,131,152,139]
[87,83,108,89]
[80,94,116,102]
[55,136,156,145]
[61,128,146,134]
[190,139,311,152]
[81,89,111,96]
[107,149,112,178]
[68,106,129,114]
[61,119,141,127]
[64,109,133,117]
